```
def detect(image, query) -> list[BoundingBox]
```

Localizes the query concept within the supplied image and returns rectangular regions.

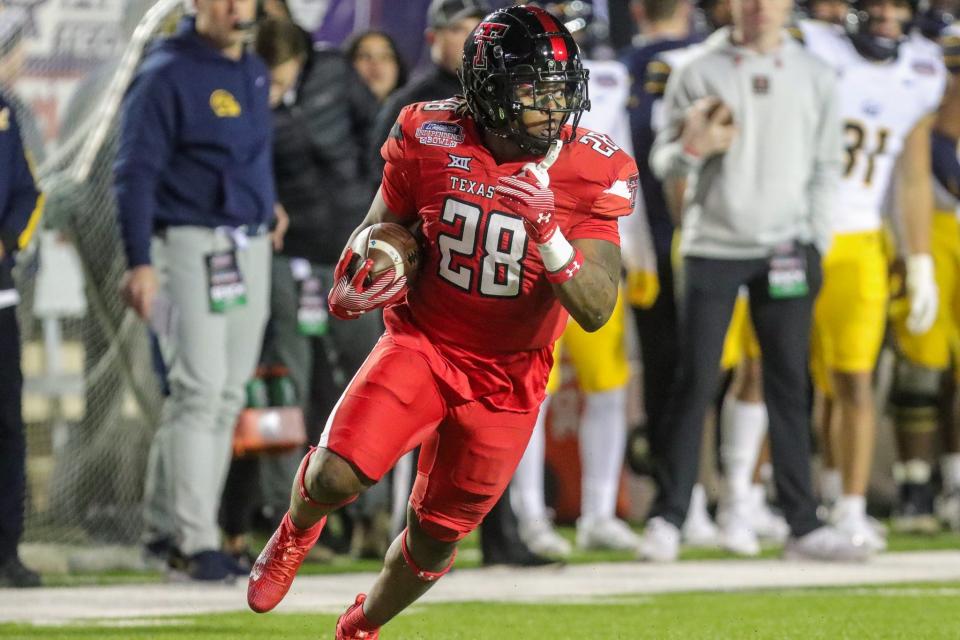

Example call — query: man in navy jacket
[0,95,42,588]
[114,0,277,582]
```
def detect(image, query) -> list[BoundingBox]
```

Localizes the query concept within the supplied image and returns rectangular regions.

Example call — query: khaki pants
[143,226,271,555]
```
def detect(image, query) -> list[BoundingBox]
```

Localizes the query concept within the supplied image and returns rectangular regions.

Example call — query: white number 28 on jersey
[437,198,529,298]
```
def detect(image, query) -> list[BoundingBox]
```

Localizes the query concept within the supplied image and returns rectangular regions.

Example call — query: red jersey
[377,99,637,412]
[380,99,639,354]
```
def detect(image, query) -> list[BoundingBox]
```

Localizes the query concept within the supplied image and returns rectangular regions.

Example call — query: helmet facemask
[493,66,589,155]
[847,0,916,61]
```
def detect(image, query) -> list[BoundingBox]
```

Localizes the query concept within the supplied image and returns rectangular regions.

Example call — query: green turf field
[3,581,960,639]
[33,526,960,587]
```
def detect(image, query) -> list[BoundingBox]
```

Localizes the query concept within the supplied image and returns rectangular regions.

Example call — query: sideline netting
[17,0,182,548]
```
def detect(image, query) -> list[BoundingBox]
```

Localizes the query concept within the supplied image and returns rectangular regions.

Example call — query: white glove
[906,253,938,335]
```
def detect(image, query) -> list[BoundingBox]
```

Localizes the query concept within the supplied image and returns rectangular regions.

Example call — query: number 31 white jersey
[800,20,946,234]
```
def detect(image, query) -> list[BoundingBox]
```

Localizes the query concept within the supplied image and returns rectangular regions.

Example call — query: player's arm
[554,238,620,331]
[932,76,960,199]
[899,112,938,335]
[899,113,936,256]
[495,144,627,331]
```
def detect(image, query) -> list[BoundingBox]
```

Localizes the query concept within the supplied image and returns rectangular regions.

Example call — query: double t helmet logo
[472,22,509,68]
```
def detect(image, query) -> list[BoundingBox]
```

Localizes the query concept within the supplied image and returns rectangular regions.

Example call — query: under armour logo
[472,22,509,68]
[565,260,581,278]
[537,212,551,225]
[447,154,472,172]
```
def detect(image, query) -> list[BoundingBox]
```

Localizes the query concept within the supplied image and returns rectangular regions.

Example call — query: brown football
[351,222,421,288]
[705,98,735,126]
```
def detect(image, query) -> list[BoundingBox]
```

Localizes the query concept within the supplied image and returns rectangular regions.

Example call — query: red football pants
[320,334,538,541]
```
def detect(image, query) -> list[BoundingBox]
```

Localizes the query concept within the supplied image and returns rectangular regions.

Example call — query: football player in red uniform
[247,6,639,637]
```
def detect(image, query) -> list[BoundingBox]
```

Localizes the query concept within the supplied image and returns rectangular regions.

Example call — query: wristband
[537,229,575,272]
[679,143,704,171]
[545,247,585,284]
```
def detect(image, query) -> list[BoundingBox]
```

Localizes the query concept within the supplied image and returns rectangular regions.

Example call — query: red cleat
[247,512,324,613]
[336,594,380,639]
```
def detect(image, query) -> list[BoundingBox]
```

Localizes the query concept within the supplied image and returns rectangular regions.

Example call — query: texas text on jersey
[380,98,638,355]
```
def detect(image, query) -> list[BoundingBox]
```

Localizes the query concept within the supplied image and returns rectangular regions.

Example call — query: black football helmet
[459,4,590,155]
[915,0,958,38]
[846,0,919,61]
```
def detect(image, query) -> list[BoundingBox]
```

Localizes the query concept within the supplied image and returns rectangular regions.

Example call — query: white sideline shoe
[717,499,760,557]
[834,513,887,553]
[682,484,719,547]
[518,519,573,558]
[830,501,887,553]
[719,519,761,557]
[637,517,680,563]
[748,485,789,543]
[867,515,888,537]
[783,525,872,562]
[576,517,642,552]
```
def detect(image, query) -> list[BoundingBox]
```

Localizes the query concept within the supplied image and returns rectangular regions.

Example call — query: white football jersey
[581,59,633,157]
[801,20,946,233]
[580,59,656,273]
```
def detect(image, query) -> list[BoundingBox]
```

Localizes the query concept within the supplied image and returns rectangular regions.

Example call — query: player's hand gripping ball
[328,223,420,319]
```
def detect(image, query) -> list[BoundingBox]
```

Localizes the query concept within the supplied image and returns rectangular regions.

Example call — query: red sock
[342,598,379,633]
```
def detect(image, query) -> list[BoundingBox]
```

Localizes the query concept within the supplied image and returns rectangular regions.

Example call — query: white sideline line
[4,551,960,624]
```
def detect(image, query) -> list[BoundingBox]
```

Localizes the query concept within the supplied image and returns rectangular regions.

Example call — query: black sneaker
[184,550,236,582]
[892,482,940,535]
[227,547,257,574]
[482,546,560,567]
[0,556,41,588]
[142,537,175,570]
[219,550,252,577]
